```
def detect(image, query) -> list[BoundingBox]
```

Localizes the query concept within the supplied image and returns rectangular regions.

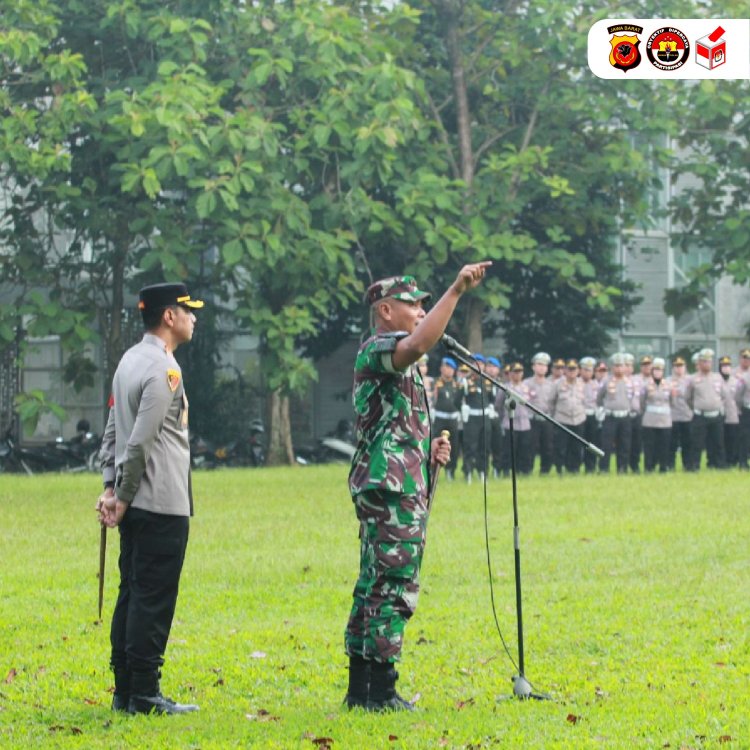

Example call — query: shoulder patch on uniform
[167,368,181,392]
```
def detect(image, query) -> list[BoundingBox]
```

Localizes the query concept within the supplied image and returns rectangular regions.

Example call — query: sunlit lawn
[1,466,748,749]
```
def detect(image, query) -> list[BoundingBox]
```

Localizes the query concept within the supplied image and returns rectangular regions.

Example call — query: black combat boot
[344,656,370,709]
[127,670,199,715]
[367,662,415,712]
[111,666,130,712]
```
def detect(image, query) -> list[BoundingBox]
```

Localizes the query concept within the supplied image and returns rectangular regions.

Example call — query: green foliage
[13,389,66,434]
[1,468,748,747]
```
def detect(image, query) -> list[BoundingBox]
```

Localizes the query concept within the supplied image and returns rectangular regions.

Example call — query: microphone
[441,333,473,359]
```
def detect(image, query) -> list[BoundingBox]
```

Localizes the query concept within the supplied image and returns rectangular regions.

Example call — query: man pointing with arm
[344,262,491,712]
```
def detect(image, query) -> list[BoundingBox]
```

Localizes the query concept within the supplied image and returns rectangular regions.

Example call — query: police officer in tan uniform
[97,282,203,715]
[579,357,601,473]
[524,352,554,474]
[597,353,634,473]
[495,362,533,475]
[719,355,740,467]
[668,356,693,470]
[686,348,726,470]
[639,357,672,472]
[629,355,652,473]
[550,359,586,474]
[735,348,750,470]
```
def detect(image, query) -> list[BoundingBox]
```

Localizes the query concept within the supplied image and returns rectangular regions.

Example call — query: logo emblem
[646,27,690,70]
[696,26,726,70]
[608,24,643,72]
[167,369,181,392]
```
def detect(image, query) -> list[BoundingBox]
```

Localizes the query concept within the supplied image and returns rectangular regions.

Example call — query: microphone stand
[447,346,604,701]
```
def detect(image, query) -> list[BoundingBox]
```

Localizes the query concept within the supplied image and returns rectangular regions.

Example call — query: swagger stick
[98,525,106,620]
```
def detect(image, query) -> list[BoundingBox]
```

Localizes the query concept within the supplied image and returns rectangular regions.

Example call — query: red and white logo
[646,27,690,71]
[696,26,726,70]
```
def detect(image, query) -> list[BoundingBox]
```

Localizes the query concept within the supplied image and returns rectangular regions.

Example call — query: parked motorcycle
[190,419,266,469]
[0,420,99,475]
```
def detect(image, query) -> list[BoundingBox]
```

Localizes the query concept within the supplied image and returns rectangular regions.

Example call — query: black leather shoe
[127,693,199,715]
[368,692,415,712]
[112,693,130,712]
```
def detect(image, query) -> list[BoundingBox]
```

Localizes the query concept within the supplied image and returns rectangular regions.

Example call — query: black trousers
[629,416,642,472]
[110,507,189,674]
[642,427,671,472]
[599,416,632,473]
[736,407,750,468]
[690,415,725,470]
[463,415,488,476]
[669,421,693,470]
[724,423,740,467]
[554,423,584,474]
[500,428,532,475]
[530,418,554,474]
[582,415,600,473]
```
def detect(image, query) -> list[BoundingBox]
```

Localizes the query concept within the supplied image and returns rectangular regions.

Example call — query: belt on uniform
[468,408,490,416]
[645,405,670,415]
[531,414,546,421]
[605,409,629,418]
[694,409,721,418]
[434,410,460,420]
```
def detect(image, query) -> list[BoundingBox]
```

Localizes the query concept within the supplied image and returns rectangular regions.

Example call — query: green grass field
[1,466,748,749]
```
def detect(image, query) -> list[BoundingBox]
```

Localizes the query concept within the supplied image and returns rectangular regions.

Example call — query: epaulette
[372,331,408,352]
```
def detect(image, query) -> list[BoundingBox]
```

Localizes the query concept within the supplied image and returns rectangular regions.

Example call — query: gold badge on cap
[167,369,181,392]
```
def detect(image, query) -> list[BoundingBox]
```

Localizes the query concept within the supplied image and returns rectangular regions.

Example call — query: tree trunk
[465,296,484,353]
[266,388,295,466]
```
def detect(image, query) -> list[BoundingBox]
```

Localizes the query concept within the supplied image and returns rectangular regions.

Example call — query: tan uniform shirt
[722,375,740,424]
[596,375,634,413]
[670,373,693,422]
[496,383,532,430]
[100,333,192,516]
[523,376,555,419]
[640,378,672,428]
[686,372,726,415]
[551,378,586,426]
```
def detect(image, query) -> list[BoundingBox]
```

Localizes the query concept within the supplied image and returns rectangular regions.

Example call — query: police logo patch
[646,27,690,71]
[167,369,181,392]
[607,24,643,72]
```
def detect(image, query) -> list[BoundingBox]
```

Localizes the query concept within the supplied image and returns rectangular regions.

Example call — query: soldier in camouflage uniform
[344,263,490,712]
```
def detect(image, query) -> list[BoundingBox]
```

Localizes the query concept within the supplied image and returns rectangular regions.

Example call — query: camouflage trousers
[344,489,428,663]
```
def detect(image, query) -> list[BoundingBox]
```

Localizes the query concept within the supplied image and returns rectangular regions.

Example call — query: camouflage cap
[365,275,431,306]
